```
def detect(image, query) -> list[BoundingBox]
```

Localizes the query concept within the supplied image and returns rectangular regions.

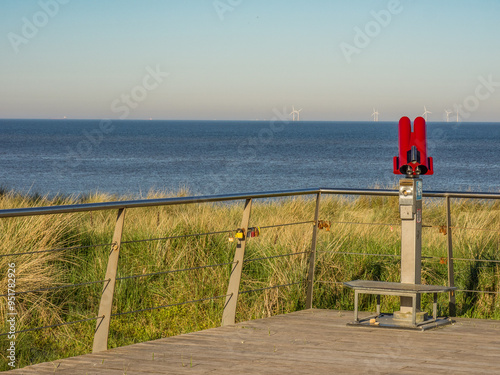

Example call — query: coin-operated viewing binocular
[393,116,433,177]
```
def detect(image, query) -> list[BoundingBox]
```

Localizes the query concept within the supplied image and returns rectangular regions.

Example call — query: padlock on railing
[248,227,260,238]
[234,228,245,240]
[317,220,331,231]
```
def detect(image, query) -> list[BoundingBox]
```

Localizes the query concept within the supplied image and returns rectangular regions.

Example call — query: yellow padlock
[235,228,245,240]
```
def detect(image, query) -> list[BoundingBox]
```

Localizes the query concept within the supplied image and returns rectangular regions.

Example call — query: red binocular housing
[393,116,433,176]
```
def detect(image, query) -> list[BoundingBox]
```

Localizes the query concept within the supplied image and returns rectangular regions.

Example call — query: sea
[0,119,499,198]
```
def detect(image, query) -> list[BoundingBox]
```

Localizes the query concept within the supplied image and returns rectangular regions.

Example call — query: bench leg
[354,291,359,322]
[412,295,417,325]
[376,295,380,316]
[433,293,437,320]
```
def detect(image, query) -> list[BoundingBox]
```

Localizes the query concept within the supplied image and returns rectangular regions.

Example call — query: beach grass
[0,189,499,370]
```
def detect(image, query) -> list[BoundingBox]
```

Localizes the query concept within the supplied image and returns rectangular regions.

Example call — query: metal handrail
[0,187,498,218]
[0,188,320,218]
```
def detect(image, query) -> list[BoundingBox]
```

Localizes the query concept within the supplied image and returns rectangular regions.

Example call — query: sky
[1,0,499,121]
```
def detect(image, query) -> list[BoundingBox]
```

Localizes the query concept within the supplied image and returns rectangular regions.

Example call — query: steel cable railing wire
[316,280,344,285]
[0,222,310,259]
[244,251,309,264]
[329,221,400,227]
[326,220,500,233]
[119,220,315,247]
[239,281,303,295]
[450,257,500,264]
[450,226,500,233]
[0,242,113,258]
[111,294,230,317]
[316,251,450,261]
[0,279,110,297]
[0,221,312,259]
[0,315,104,337]
[0,226,246,259]
[316,249,400,258]
[317,249,500,264]
[258,221,315,230]
[456,289,500,295]
[120,229,237,245]
[116,261,236,281]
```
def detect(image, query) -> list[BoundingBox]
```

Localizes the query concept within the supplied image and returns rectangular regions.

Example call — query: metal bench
[344,280,456,327]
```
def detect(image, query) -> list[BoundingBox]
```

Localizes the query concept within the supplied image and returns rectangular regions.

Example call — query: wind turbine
[422,106,432,121]
[295,108,302,121]
[289,106,302,121]
[371,108,379,122]
[444,109,452,122]
[289,106,296,121]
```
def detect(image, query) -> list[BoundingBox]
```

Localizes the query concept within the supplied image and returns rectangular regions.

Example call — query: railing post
[93,208,126,353]
[446,196,456,316]
[222,198,252,326]
[306,192,321,309]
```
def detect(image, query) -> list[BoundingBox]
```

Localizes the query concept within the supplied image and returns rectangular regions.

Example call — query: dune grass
[0,189,498,370]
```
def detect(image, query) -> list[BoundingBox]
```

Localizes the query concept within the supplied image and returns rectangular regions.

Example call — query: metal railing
[0,187,499,353]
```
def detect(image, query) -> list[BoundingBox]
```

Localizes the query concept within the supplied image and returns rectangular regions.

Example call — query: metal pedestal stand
[345,179,455,331]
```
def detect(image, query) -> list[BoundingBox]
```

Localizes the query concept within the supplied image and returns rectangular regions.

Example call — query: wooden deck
[9,309,500,374]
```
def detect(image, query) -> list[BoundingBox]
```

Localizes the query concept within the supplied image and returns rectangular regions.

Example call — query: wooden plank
[7,309,500,374]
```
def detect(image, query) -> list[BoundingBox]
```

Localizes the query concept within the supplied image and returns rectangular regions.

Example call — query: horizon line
[1,118,499,124]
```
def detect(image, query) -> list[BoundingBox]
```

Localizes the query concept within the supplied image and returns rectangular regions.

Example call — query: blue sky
[1,0,499,121]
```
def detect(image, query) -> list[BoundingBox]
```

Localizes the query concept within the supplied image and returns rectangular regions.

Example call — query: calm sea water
[0,119,499,197]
